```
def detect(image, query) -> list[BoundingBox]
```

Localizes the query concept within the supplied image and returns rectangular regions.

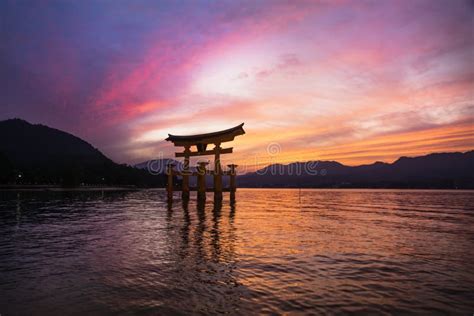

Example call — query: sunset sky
[1,0,473,170]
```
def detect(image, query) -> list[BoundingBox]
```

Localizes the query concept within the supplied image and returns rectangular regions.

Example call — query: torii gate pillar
[214,143,223,200]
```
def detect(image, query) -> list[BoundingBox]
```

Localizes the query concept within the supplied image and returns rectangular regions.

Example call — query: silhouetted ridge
[239,151,474,189]
[0,119,165,186]
[0,118,111,167]
[2,118,472,188]
[134,158,181,174]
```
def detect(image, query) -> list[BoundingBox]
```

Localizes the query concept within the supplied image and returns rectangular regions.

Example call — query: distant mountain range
[238,151,474,189]
[134,159,182,174]
[1,118,472,188]
[135,150,474,189]
[0,119,165,186]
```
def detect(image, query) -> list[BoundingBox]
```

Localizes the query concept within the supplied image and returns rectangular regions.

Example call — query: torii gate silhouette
[165,123,245,201]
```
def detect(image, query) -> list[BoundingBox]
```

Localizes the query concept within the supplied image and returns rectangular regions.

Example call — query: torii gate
[165,123,245,201]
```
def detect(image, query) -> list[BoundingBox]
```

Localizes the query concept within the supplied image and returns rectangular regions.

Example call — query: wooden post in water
[197,161,208,201]
[166,163,175,201]
[228,164,238,201]
[182,145,191,200]
[213,143,223,200]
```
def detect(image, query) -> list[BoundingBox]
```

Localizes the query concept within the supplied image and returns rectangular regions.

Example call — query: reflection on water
[0,189,473,314]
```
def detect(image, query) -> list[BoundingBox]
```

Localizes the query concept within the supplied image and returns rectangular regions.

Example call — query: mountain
[2,118,472,189]
[238,151,474,189]
[0,119,165,186]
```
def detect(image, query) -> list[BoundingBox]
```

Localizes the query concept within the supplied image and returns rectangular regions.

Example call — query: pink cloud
[3,1,472,166]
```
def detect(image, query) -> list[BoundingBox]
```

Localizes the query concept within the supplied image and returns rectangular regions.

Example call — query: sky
[1,0,473,170]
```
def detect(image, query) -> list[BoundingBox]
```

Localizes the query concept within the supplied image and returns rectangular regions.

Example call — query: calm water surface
[0,189,473,315]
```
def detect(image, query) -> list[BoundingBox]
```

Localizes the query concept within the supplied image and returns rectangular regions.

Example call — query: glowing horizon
[1,0,472,168]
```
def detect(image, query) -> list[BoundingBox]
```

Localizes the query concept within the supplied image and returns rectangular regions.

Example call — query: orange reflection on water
[1,189,473,314]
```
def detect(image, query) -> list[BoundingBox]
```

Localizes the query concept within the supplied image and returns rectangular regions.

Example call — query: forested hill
[0,119,164,186]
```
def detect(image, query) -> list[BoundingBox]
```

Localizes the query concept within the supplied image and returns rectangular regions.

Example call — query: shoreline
[0,185,141,192]
[0,185,471,192]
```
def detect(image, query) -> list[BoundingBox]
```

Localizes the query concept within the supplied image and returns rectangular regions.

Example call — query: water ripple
[0,189,473,314]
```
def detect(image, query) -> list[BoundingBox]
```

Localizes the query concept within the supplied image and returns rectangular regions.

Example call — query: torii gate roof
[165,123,245,147]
